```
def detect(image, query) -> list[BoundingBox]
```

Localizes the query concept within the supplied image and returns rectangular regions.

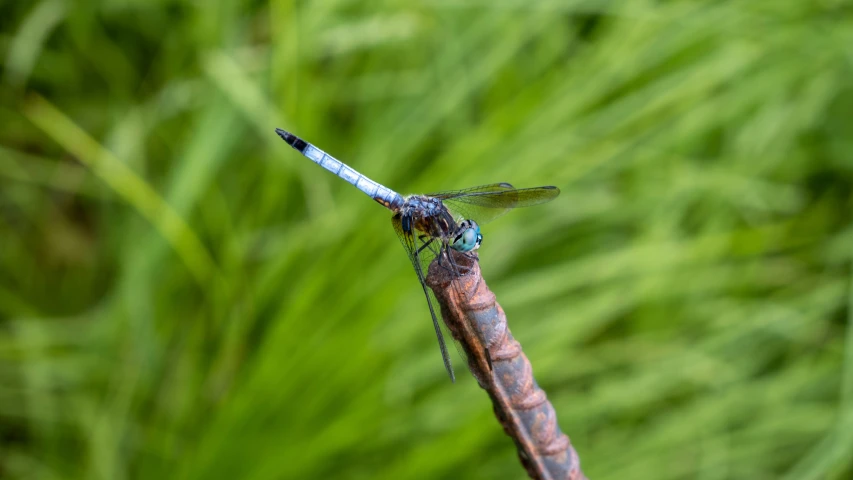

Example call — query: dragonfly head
[451,219,482,252]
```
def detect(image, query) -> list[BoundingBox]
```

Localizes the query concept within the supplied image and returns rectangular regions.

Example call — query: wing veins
[392,215,456,382]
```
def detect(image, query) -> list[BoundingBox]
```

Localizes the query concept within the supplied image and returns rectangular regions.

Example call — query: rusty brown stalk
[426,250,586,480]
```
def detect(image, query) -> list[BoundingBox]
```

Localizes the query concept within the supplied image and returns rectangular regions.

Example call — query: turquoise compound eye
[451,223,482,252]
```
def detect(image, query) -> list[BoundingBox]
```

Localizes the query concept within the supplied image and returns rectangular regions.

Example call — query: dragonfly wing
[433,184,560,225]
[428,183,516,199]
[392,214,456,382]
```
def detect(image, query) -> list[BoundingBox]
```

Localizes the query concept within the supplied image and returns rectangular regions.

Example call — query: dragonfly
[276,128,559,382]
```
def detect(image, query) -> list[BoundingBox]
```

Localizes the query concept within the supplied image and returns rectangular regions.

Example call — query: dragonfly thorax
[400,195,458,240]
[399,196,482,252]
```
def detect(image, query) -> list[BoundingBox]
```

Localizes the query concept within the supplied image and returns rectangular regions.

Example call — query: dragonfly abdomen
[275,128,404,211]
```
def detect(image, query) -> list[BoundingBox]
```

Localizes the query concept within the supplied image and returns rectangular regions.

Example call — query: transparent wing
[391,214,456,382]
[428,183,517,198]
[429,184,560,224]
[426,247,494,377]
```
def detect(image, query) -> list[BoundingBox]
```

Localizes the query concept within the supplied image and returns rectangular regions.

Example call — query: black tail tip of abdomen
[274,128,308,152]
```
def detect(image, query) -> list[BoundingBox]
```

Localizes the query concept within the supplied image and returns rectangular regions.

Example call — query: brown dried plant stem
[426,251,586,480]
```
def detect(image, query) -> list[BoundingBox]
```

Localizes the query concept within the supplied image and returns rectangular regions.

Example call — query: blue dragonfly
[276,128,559,381]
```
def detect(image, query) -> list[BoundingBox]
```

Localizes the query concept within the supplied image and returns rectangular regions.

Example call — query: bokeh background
[2,1,853,479]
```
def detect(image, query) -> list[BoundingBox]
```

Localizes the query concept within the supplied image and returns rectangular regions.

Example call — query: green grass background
[2,1,853,479]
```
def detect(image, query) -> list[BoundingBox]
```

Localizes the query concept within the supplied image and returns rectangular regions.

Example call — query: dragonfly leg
[422,236,457,274]
[459,251,479,264]
[416,236,434,256]
[438,243,462,275]
[444,244,476,276]
[443,243,473,277]
[419,236,447,261]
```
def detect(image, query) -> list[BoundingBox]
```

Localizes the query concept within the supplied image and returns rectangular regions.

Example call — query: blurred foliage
[2,0,853,479]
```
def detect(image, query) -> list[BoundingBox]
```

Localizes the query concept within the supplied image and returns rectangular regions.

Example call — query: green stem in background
[23,94,224,291]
